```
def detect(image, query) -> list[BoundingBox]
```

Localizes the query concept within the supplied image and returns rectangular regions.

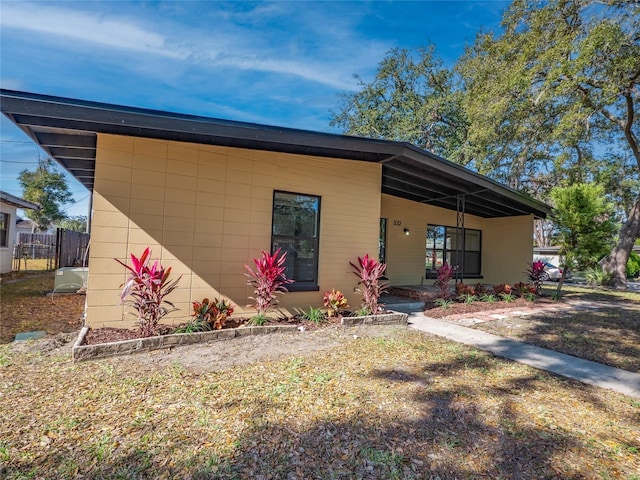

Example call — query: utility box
[54,267,88,293]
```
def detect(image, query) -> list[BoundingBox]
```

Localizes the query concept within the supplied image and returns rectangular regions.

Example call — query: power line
[0,160,41,164]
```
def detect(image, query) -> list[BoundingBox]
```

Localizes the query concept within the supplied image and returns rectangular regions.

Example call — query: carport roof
[0,89,551,219]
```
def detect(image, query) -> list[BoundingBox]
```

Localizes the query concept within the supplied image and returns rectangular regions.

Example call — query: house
[1,89,552,329]
[15,217,37,239]
[0,191,39,274]
[533,246,562,267]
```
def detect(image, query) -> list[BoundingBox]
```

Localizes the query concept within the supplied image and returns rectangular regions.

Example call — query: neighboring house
[15,217,37,239]
[533,246,562,267]
[0,191,39,274]
[1,90,552,329]
[15,218,54,239]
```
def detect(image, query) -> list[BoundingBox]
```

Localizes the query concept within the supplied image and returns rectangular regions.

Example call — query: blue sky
[0,0,508,218]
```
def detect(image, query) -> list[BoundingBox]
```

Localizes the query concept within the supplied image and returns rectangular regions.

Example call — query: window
[425,224,481,278]
[0,213,8,247]
[271,191,320,291]
[379,218,387,265]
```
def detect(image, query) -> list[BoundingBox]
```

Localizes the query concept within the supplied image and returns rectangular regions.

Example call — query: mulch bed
[424,297,557,318]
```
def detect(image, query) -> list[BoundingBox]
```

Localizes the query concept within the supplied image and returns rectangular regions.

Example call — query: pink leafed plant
[244,248,294,323]
[115,248,181,337]
[349,254,389,315]
[526,260,546,294]
[435,262,457,299]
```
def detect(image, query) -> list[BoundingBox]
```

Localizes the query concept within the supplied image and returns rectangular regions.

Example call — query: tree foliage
[54,215,87,233]
[550,183,617,270]
[331,0,639,286]
[459,0,639,185]
[18,158,73,232]
[330,46,468,163]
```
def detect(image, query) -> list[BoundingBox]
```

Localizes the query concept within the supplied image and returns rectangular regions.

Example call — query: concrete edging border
[72,325,298,362]
[340,311,409,327]
[72,311,409,362]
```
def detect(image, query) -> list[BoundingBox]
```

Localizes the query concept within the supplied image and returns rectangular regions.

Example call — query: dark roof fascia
[399,145,551,218]
[0,89,552,219]
[0,89,400,162]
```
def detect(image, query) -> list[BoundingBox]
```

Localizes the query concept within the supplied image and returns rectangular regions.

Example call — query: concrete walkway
[408,313,640,399]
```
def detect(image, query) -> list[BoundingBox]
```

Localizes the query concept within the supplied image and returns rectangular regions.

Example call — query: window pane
[465,229,481,251]
[446,227,464,250]
[272,191,320,285]
[448,251,460,269]
[464,252,481,275]
[426,225,444,249]
[379,218,387,265]
[273,192,318,237]
[426,249,437,269]
[272,237,317,283]
[0,213,7,247]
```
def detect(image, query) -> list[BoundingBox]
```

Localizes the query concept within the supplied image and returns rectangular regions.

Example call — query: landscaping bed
[423,296,557,318]
[73,312,409,362]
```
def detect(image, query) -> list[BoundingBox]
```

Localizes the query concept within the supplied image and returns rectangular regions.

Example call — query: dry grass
[1,279,640,478]
[472,285,640,372]
[1,329,639,479]
[0,272,84,343]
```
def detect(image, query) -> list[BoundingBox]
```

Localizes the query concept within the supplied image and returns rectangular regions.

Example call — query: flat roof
[0,89,551,219]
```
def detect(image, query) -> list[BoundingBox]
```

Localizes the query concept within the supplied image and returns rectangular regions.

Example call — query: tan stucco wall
[87,134,381,328]
[380,194,533,286]
[482,215,534,285]
[0,202,17,274]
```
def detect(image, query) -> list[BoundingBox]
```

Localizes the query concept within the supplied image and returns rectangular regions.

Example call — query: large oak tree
[332,0,639,288]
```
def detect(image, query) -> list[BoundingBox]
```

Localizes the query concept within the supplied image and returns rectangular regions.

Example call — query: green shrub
[626,252,640,279]
[301,306,327,324]
[434,298,453,310]
[173,318,211,334]
[480,293,497,303]
[585,266,614,286]
[500,292,516,302]
[459,293,476,304]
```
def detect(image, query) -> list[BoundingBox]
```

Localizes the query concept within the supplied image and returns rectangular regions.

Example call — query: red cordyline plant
[115,248,181,337]
[350,254,389,315]
[526,260,546,294]
[435,262,457,299]
[323,289,349,317]
[245,248,293,322]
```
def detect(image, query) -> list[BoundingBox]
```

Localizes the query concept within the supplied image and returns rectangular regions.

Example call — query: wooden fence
[12,229,90,271]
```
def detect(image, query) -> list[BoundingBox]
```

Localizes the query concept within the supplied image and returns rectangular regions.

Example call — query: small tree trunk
[601,195,640,289]
[555,259,569,299]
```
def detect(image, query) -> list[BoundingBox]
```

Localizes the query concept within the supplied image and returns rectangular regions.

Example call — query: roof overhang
[0,190,39,210]
[0,89,551,219]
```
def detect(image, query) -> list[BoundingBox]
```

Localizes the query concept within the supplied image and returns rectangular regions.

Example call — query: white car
[542,263,571,281]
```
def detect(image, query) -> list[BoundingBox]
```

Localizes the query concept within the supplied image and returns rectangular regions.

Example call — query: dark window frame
[0,212,8,248]
[425,224,482,279]
[379,218,387,265]
[271,190,321,292]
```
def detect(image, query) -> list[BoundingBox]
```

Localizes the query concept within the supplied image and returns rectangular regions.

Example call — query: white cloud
[0,2,185,58]
[1,2,381,92]
[0,2,381,90]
